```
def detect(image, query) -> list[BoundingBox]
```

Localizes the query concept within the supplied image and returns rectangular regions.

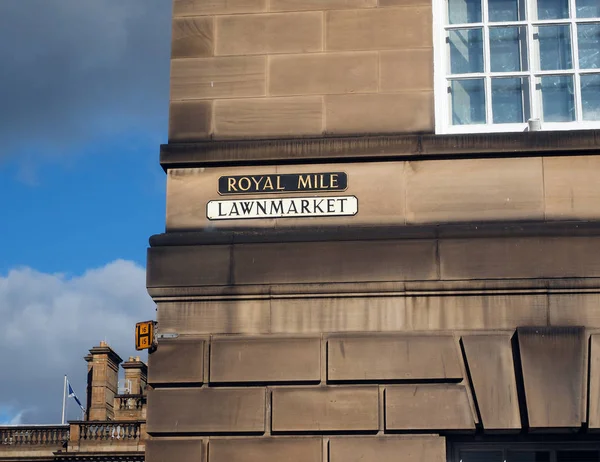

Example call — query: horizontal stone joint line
[326,378,464,385]
[146,430,265,437]
[208,380,322,387]
[270,429,380,436]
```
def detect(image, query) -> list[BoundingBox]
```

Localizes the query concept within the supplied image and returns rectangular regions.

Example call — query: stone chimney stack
[85,341,122,421]
[122,356,148,395]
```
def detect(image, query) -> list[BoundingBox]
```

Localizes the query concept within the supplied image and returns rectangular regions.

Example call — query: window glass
[581,74,600,120]
[538,25,572,70]
[576,0,600,18]
[492,77,529,122]
[557,451,600,462]
[578,24,600,69]
[489,0,522,21]
[451,79,486,124]
[460,451,504,462]
[536,0,569,19]
[449,29,485,74]
[540,75,575,121]
[508,451,551,462]
[490,27,528,72]
[449,0,482,23]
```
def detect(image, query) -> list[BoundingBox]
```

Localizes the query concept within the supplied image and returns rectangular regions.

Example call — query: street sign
[135,321,155,351]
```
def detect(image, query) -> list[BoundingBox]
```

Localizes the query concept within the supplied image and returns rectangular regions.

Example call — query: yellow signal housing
[135,320,155,351]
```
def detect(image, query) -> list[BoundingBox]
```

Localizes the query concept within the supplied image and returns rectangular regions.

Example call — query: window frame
[450,440,600,462]
[433,0,600,134]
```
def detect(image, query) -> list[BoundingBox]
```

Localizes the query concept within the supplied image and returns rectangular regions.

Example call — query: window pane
[578,24,600,69]
[489,0,523,21]
[536,0,569,19]
[508,451,551,462]
[576,0,600,17]
[449,29,484,74]
[490,27,527,72]
[538,25,573,70]
[451,79,486,124]
[449,0,482,23]
[557,451,600,462]
[540,75,575,121]
[460,451,504,462]
[582,74,600,120]
[492,77,529,123]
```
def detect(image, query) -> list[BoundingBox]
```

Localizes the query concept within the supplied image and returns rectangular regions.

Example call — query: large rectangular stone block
[171,17,214,59]
[385,385,475,430]
[169,101,212,142]
[379,49,434,92]
[209,438,322,462]
[405,157,544,224]
[549,293,600,327]
[147,388,266,434]
[173,0,267,16]
[328,335,462,381]
[146,438,206,462]
[325,92,433,133]
[216,12,322,56]
[165,162,406,231]
[270,0,375,11]
[148,339,205,385]
[461,335,521,430]
[440,236,600,280]
[588,334,600,429]
[326,7,432,51]
[214,97,323,137]
[272,386,379,431]
[210,336,321,383]
[518,326,586,429]
[157,300,271,335]
[171,56,266,100]
[233,240,438,285]
[544,155,600,220]
[269,52,377,96]
[329,436,445,462]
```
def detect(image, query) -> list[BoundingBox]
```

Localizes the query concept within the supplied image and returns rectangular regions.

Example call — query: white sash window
[434,0,600,132]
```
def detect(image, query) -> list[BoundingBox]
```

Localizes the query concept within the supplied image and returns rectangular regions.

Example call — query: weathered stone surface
[216,12,322,56]
[169,101,212,141]
[147,388,266,433]
[462,335,521,430]
[379,49,433,92]
[440,236,600,280]
[544,155,600,220]
[173,0,267,16]
[171,56,266,100]
[385,385,475,430]
[549,293,600,327]
[405,157,544,224]
[328,335,462,381]
[588,334,600,429]
[329,436,445,462]
[171,17,214,58]
[210,336,321,383]
[269,52,377,96]
[271,0,375,10]
[157,300,271,335]
[209,438,322,462]
[148,339,205,385]
[518,326,586,429]
[326,7,432,50]
[146,438,206,462]
[325,92,433,133]
[214,97,323,137]
[272,386,379,431]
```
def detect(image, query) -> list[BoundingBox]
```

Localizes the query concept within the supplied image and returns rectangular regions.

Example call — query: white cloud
[0,260,155,424]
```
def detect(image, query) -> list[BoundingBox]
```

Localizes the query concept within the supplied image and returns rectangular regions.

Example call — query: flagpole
[61,375,67,425]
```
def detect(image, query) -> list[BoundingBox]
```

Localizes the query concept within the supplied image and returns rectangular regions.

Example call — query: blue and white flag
[67,380,85,412]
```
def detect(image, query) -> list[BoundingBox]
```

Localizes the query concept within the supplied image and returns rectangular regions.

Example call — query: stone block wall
[168,0,434,140]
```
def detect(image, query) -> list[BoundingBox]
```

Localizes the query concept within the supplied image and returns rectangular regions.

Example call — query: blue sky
[0,1,171,424]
